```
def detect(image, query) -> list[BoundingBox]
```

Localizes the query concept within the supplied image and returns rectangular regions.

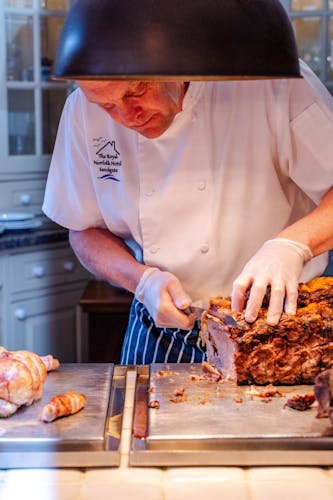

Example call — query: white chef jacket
[43,61,333,304]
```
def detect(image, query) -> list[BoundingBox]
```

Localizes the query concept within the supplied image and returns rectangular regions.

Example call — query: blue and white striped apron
[120,298,206,365]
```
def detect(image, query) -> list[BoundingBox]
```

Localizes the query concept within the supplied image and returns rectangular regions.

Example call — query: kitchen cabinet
[0,0,73,213]
[0,242,89,362]
[0,1,89,361]
[8,291,78,362]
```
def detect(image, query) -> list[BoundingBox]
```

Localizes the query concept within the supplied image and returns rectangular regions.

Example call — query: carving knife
[183,300,207,321]
[184,301,238,326]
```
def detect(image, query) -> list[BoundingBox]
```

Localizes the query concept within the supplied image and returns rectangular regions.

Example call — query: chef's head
[77,80,187,139]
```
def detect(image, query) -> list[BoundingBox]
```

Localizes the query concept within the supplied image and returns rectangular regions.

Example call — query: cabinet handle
[20,193,32,206]
[15,308,27,320]
[33,265,45,278]
[63,260,75,272]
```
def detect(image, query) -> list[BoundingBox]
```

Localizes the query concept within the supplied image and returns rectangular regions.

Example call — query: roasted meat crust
[200,277,333,385]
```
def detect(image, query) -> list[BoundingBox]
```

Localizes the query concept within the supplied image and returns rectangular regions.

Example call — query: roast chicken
[0,347,60,417]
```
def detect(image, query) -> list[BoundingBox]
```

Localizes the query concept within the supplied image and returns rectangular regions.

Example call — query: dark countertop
[0,226,69,251]
[2,224,333,275]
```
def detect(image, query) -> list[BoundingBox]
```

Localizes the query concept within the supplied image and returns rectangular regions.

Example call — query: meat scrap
[314,368,333,422]
[148,400,160,409]
[233,396,243,404]
[189,373,206,382]
[201,361,222,381]
[169,396,186,403]
[246,384,283,398]
[0,347,60,418]
[284,392,316,411]
[40,391,86,423]
[169,387,187,403]
[200,277,333,385]
[156,369,179,377]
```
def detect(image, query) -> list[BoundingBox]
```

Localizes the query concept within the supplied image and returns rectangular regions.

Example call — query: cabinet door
[0,1,73,176]
[8,288,81,362]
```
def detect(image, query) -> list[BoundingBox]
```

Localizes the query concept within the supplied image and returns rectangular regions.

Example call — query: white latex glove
[135,267,196,329]
[231,238,313,326]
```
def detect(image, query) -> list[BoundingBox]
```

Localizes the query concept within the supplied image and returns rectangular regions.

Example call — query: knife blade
[183,305,206,320]
[183,303,238,327]
[182,300,208,321]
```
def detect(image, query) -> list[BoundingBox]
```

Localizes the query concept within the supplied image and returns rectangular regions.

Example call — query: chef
[43,60,333,364]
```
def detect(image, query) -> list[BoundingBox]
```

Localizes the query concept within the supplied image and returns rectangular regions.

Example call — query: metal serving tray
[130,364,333,466]
[0,363,127,468]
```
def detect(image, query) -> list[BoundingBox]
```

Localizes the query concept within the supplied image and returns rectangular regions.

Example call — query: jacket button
[197,181,206,191]
[150,245,159,254]
[200,244,209,254]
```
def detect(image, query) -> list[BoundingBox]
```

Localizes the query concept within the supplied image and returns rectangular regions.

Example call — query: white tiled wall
[0,466,332,500]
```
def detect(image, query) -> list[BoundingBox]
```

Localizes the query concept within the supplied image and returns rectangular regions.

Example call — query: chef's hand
[231,238,313,326]
[135,267,196,329]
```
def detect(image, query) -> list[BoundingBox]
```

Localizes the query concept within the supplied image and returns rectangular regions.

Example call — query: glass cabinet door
[1,0,72,173]
[282,0,333,93]
[291,0,324,10]
[8,89,35,155]
[293,16,323,76]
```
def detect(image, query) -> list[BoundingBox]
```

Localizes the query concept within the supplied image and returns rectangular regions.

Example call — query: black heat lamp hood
[53,0,301,81]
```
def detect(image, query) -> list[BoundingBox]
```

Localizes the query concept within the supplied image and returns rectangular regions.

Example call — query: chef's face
[77,80,186,138]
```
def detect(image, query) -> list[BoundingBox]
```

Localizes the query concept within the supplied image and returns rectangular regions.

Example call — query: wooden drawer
[8,247,88,294]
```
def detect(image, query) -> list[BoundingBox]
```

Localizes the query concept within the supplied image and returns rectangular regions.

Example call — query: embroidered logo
[93,138,122,181]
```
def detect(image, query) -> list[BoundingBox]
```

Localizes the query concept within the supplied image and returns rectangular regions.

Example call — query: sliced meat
[200,277,333,385]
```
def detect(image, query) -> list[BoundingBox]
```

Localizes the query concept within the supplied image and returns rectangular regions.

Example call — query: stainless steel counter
[0,363,332,468]
[0,364,126,468]
[130,364,333,466]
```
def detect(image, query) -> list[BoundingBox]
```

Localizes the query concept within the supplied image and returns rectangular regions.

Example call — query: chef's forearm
[277,186,333,257]
[69,228,147,293]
